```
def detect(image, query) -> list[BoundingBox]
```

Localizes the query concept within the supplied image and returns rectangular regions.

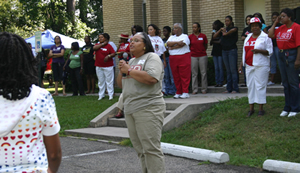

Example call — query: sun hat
[118,33,129,39]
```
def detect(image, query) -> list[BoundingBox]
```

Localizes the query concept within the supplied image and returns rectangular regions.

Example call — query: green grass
[160,96,300,168]
[53,96,118,134]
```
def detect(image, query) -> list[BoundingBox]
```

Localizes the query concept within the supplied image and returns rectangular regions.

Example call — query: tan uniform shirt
[122,52,165,115]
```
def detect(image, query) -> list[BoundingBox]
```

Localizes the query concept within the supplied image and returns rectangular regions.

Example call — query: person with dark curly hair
[0,32,61,173]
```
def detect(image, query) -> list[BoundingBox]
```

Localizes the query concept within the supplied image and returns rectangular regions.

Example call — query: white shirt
[0,85,60,173]
[148,35,166,57]
[167,34,190,55]
[242,32,273,67]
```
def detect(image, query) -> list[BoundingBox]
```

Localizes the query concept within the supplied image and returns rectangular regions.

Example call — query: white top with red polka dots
[0,85,60,173]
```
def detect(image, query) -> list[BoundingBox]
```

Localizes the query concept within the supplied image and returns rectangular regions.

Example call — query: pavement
[58,136,267,173]
[59,84,286,172]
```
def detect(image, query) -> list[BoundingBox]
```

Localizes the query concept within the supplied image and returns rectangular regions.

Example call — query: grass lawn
[161,96,300,168]
[53,96,119,134]
[53,94,300,168]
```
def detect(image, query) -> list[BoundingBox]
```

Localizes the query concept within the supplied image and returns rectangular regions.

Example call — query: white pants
[246,65,269,104]
[96,66,114,98]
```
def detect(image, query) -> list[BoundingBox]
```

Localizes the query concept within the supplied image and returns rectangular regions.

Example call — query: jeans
[164,56,176,95]
[277,49,300,112]
[270,46,279,74]
[69,67,85,95]
[222,49,239,92]
[213,56,224,85]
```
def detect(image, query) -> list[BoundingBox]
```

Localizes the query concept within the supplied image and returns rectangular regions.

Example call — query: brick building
[103,0,300,83]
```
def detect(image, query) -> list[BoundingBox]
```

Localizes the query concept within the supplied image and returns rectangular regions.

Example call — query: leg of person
[213,56,220,86]
[91,74,95,93]
[243,66,246,85]
[115,93,124,118]
[164,57,171,95]
[222,50,232,92]
[218,56,224,85]
[228,49,239,92]
[95,66,105,100]
[285,50,300,113]
[86,74,91,94]
[69,68,78,96]
[52,63,59,95]
[277,51,291,112]
[199,56,208,93]
[75,67,85,95]
[104,66,114,100]
[128,105,166,173]
[179,53,191,96]
[269,46,279,84]
[254,66,269,104]
[254,66,269,116]
[246,65,255,117]
[191,56,199,94]
[167,57,177,95]
[246,65,255,110]
[125,113,147,173]
[169,55,182,95]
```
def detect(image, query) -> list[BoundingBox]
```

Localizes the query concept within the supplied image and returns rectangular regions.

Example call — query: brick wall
[103,0,300,86]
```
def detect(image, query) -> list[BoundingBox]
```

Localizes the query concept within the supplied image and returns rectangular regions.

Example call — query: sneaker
[267,81,275,86]
[179,93,190,99]
[280,111,289,117]
[173,94,181,99]
[288,112,299,117]
[223,84,227,87]
[109,96,113,100]
[98,96,104,100]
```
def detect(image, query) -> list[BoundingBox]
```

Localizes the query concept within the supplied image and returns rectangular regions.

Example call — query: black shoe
[247,110,255,117]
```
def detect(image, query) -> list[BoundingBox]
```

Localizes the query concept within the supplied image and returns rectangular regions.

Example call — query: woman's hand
[238,66,243,74]
[104,55,110,62]
[118,60,130,73]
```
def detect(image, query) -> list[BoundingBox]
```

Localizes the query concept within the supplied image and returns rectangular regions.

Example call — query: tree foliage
[0,0,102,41]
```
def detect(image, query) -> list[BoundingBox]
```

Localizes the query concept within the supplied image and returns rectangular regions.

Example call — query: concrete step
[108,110,174,128]
[205,84,283,93]
[65,127,129,142]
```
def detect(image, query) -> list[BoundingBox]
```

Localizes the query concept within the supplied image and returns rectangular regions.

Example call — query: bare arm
[204,43,208,50]
[93,41,108,51]
[63,54,70,70]
[213,29,222,39]
[241,36,246,41]
[167,41,183,47]
[222,28,237,36]
[268,16,280,39]
[117,71,123,88]
[44,133,62,173]
[118,60,158,85]
[252,49,269,56]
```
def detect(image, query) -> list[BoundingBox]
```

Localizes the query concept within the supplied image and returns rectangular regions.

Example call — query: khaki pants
[125,104,166,173]
[191,56,208,93]
[116,93,123,110]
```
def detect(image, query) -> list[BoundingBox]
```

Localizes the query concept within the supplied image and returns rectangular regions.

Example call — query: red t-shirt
[188,33,208,57]
[118,42,130,60]
[244,36,257,66]
[94,43,115,67]
[275,22,300,50]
